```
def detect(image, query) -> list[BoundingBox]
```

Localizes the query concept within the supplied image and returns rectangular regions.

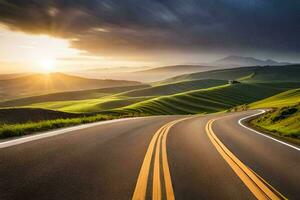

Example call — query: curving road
[0,110,299,200]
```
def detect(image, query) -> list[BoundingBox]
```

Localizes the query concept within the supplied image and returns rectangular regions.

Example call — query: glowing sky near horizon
[0,25,81,72]
[0,0,299,73]
[0,26,155,73]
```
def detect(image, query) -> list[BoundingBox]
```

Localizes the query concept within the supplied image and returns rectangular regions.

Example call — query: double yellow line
[132,118,190,200]
[206,119,287,200]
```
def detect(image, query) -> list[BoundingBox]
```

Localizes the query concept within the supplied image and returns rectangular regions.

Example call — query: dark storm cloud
[0,0,299,57]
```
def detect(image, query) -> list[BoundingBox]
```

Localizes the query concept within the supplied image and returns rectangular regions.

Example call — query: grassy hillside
[0,65,299,139]
[160,66,257,84]
[0,84,149,108]
[1,65,299,115]
[27,96,151,113]
[119,79,227,97]
[4,79,226,113]
[116,82,300,115]
[0,72,141,100]
[0,108,84,124]
[250,104,300,144]
[160,65,300,84]
[250,88,300,108]
[248,88,300,144]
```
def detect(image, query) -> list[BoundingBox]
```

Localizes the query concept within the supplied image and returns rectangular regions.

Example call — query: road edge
[238,110,300,152]
[0,117,146,149]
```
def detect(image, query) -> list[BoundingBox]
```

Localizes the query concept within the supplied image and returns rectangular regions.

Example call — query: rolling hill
[1,65,299,115]
[250,88,300,108]
[24,96,152,113]
[116,82,300,115]
[1,64,299,140]
[0,84,149,108]
[119,79,227,97]
[160,65,300,84]
[0,108,84,124]
[0,73,141,100]
[14,79,227,113]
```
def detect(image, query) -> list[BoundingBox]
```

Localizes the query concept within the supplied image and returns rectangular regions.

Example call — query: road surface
[0,110,299,200]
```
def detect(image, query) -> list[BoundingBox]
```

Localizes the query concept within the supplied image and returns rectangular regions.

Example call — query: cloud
[0,0,299,60]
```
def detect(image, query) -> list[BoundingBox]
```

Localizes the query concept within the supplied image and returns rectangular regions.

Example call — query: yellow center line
[133,117,194,200]
[152,120,180,200]
[161,122,177,200]
[152,126,165,200]
[132,125,167,200]
[206,119,287,200]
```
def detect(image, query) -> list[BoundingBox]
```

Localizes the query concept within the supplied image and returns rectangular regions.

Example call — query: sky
[0,0,299,73]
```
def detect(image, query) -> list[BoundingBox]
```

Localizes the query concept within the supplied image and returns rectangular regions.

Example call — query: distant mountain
[212,55,292,67]
[0,72,141,100]
[67,56,295,83]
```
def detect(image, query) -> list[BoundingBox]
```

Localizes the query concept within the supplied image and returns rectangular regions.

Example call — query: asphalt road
[0,111,299,200]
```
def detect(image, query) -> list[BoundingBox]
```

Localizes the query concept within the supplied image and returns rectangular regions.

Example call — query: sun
[40,59,56,73]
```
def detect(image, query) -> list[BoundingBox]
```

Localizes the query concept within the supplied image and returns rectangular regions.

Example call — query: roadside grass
[0,113,142,139]
[249,104,300,145]
[247,88,300,144]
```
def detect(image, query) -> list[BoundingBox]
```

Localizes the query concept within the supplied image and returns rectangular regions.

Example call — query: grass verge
[249,104,300,145]
[0,113,140,139]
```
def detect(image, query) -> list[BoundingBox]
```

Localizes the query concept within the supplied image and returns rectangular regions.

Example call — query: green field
[250,88,300,108]
[1,79,228,113]
[117,82,299,115]
[120,79,227,97]
[26,96,152,113]
[0,84,149,108]
[2,65,299,114]
[0,65,299,139]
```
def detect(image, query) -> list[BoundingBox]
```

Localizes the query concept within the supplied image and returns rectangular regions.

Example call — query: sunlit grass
[250,103,300,144]
[250,88,300,108]
[0,113,144,139]
[118,82,299,115]
[26,96,151,113]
